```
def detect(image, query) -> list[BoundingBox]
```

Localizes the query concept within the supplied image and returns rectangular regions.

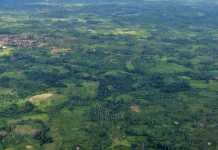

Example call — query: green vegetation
[0,0,218,149]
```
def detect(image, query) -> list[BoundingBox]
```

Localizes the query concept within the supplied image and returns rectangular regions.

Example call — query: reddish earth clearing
[51,47,71,54]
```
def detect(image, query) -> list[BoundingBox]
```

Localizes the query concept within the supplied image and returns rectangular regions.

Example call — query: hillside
[0,0,218,150]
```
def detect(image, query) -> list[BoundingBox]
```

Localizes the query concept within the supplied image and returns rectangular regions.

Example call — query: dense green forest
[0,0,218,149]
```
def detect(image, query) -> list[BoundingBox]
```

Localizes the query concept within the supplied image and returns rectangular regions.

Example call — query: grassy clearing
[27,92,66,111]
[21,114,49,122]
[149,62,190,74]
[0,71,25,80]
[126,61,135,71]
[28,93,54,103]
[13,125,39,136]
[0,47,12,57]
[190,80,218,92]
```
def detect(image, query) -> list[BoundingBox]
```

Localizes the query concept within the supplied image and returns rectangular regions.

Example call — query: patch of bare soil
[28,93,54,102]
[130,105,140,113]
[51,47,70,54]
[25,145,34,149]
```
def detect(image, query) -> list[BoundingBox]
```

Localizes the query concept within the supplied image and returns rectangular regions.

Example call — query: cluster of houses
[0,34,37,49]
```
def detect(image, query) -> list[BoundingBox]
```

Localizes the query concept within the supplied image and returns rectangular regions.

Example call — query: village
[0,34,37,49]
[0,34,72,55]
